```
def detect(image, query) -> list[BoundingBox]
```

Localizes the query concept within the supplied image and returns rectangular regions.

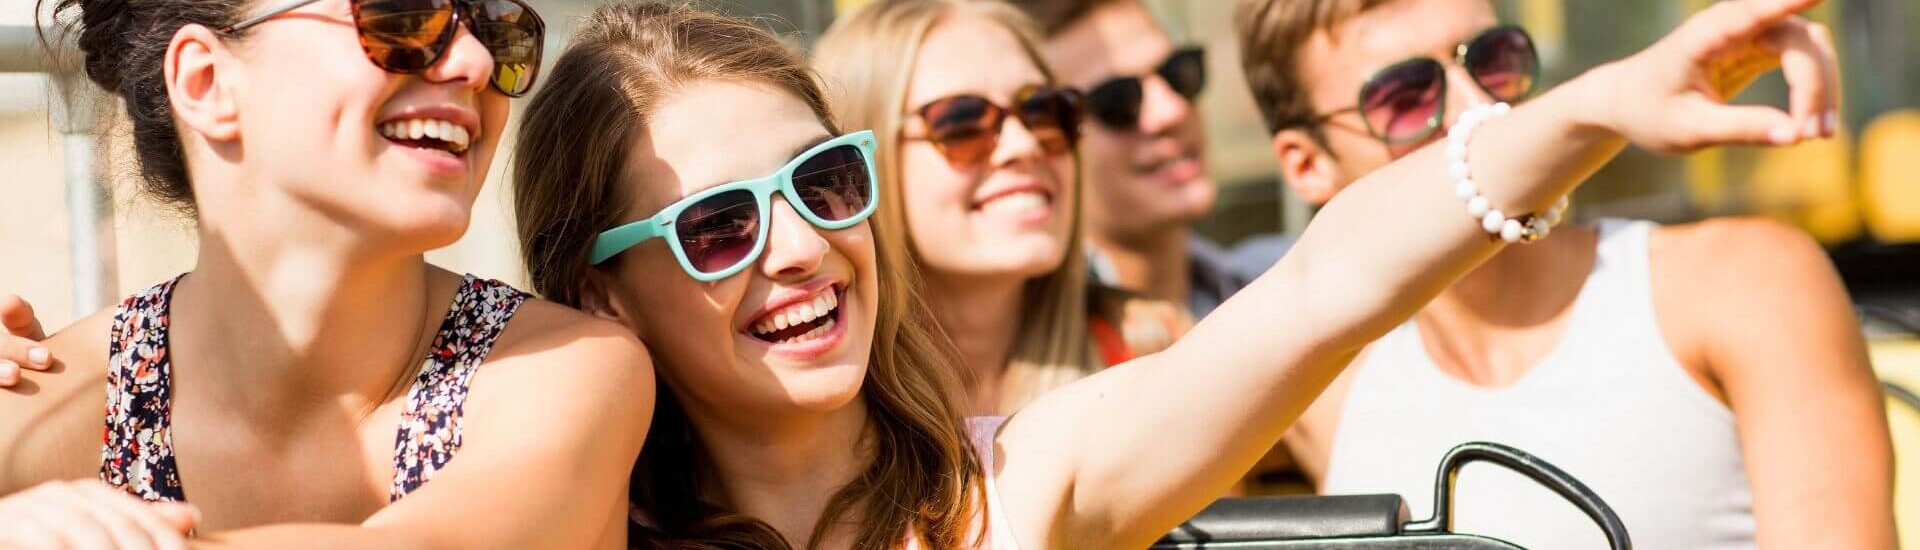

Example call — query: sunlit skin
[901,15,1077,281]
[0,0,1869,547]
[587,79,881,544]
[1039,0,1216,308]
[1269,0,1893,547]
[0,0,651,547]
[1041,0,1214,240]
[898,13,1079,408]
[596,80,880,425]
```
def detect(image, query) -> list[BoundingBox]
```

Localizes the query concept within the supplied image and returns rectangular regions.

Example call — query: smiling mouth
[974,189,1053,214]
[747,285,844,345]
[378,117,472,158]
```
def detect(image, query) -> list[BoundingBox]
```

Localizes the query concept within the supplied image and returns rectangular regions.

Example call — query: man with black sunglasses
[1236,0,1890,548]
[1008,0,1284,319]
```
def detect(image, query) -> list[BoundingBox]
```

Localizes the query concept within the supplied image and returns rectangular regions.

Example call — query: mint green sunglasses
[590,130,879,281]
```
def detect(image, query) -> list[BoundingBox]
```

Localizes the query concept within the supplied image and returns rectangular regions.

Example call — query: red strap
[1088,314,1134,367]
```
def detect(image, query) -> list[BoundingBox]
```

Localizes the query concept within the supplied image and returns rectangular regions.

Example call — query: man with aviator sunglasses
[1238,0,1888,548]
[1009,0,1285,320]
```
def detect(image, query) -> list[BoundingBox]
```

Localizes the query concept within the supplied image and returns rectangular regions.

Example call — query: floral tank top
[99,274,529,503]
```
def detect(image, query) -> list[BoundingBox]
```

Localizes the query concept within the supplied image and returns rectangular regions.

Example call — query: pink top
[903,416,1023,549]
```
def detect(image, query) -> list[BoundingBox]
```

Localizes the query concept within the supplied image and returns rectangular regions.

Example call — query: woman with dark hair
[0,0,651,547]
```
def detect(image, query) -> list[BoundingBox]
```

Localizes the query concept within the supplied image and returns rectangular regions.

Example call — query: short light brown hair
[1003,0,1128,36]
[1235,0,1390,137]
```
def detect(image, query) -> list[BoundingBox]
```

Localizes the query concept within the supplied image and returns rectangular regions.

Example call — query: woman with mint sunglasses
[589,131,881,280]
[505,0,1841,548]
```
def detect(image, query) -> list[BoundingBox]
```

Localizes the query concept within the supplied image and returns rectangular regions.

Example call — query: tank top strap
[963,416,1024,550]
[389,275,529,501]
[101,275,188,502]
[1579,218,1658,325]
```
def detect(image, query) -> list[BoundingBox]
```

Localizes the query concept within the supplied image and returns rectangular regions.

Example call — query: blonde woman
[814,0,1188,414]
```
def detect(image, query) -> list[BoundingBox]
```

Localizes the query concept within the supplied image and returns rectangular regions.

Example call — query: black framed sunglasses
[1289,26,1538,145]
[1085,46,1206,130]
[222,0,545,97]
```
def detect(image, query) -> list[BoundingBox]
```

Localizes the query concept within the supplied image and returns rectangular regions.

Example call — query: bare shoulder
[463,296,655,439]
[0,306,117,493]
[1647,217,1857,385]
[1649,217,1838,290]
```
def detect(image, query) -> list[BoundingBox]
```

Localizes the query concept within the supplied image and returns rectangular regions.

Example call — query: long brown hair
[817,0,1186,414]
[511,2,982,549]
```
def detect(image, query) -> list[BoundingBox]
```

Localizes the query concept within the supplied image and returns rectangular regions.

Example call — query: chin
[383,203,474,250]
[773,360,870,412]
[981,245,1068,279]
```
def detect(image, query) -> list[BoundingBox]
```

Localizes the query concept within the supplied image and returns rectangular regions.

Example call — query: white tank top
[1322,219,1757,550]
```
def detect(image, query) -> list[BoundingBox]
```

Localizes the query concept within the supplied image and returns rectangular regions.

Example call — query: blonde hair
[814,0,1117,414]
[512,2,982,548]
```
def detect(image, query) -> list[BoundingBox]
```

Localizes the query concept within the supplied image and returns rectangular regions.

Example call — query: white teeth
[750,288,843,338]
[377,117,473,154]
[980,191,1048,215]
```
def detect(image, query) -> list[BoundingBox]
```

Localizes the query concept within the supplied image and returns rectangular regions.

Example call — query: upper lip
[741,278,843,332]
[376,104,481,140]
[1135,140,1199,172]
[971,179,1055,209]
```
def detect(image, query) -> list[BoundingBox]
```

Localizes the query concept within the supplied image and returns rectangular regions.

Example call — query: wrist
[1550,61,1630,140]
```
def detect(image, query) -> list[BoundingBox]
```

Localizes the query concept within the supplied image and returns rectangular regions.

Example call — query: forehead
[905,13,1049,108]
[1297,0,1498,99]
[1040,0,1172,88]
[629,79,830,210]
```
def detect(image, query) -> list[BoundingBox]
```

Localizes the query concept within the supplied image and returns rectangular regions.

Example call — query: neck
[1413,226,1597,383]
[923,270,1027,414]
[169,207,441,425]
[1091,226,1189,306]
[687,395,874,547]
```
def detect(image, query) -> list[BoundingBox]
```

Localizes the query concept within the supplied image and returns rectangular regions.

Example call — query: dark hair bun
[36,0,249,215]
[69,0,137,90]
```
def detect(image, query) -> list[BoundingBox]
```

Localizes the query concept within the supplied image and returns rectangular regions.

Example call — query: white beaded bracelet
[1447,102,1568,243]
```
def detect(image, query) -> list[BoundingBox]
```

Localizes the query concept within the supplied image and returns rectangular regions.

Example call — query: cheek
[899,149,974,226]
[1078,125,1132,166]
[472,95,513,157]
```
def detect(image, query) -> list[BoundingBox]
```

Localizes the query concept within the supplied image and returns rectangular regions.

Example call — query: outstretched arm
[991,0,1843,546]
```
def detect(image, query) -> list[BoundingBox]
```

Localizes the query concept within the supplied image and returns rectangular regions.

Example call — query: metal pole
[60,129,107,313]
[1,24,113,314]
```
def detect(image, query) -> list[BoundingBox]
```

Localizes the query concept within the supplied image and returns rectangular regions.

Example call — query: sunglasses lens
[469,0,544,96]
[354,0,456,72]
[676,189,761,274]
[1465,28,1538,102]
[1086,77,1143,129]
[922,96,1002,166]
[1017,86,1083,155]
[1360,59,1444,143]
[793,144,873,222]
[1160,47,1207,99]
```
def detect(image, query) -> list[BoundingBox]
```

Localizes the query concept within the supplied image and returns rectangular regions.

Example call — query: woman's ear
[576,269,633,326]
[1272,129,1343,206]
[164,24,242,142]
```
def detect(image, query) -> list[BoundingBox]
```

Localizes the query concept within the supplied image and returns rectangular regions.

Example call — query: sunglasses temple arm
[221,0,328,33]
[590,219,667,265]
